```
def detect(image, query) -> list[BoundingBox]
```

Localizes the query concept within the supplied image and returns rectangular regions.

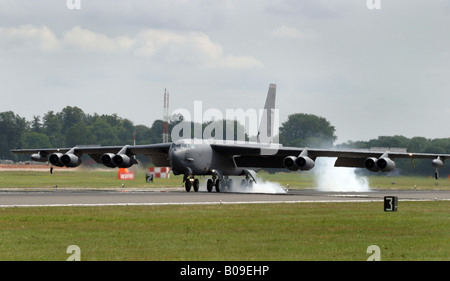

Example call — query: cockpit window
[171,142,195,150]
[171,143,182,149]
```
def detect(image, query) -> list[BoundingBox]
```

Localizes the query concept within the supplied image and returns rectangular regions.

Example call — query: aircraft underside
[183,168,257,193]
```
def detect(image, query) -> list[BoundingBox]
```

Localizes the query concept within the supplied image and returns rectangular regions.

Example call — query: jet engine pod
[376,157,396,172]
[364,157,379,172]
[112,154,133,168]
[60,153,82,167]
[432,157,445,168]
[49,153,64,167]
[283,156,299,171]
[101,153,117,168]
[31,153,47,162]
[295,156,315,171]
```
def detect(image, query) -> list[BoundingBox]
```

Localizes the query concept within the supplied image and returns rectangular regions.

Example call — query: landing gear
[193,179,199,192]
[226,178,233,191]
[215,179,221,193]
[207,179,214,192]
[206,174,222,193]
[205,173,221,193]
[240,178,253,189]
[206,174,230,193]
[185,179,191,192]
[184,177,199,192]
[184,174,223,193]
[184,172,240,193]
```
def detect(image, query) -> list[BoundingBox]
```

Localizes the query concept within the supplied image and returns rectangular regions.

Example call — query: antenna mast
[163,89,169,143]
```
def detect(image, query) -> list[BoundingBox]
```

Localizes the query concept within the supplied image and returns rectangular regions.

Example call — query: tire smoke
[229,177,287,194]
[199,177,287,194]
[313,158,371,192]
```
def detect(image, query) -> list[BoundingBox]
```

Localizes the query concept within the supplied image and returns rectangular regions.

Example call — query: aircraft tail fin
[257,83,276,144]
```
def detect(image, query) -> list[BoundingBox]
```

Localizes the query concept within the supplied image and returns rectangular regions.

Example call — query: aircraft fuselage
[169,139,247,177]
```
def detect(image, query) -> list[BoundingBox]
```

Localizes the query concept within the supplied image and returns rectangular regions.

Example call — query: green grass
[0,202,448,261]
[0,168,183,189]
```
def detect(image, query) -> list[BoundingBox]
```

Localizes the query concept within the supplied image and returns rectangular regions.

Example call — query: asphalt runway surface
[0,187,449,207]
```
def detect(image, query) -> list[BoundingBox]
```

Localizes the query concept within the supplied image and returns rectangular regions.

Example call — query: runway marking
[0,198,447,208]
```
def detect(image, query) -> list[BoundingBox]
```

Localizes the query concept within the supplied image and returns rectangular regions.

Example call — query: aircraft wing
[129,143,172,166]
[210,142,450,169]
[11,143,172,167]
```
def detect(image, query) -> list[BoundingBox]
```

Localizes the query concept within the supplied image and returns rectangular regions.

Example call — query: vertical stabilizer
[257,83,276,144]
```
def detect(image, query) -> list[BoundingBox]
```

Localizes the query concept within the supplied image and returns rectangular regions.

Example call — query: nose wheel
[185,178,199,192]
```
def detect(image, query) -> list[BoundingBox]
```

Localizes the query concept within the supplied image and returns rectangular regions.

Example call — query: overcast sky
[0,0,449,143]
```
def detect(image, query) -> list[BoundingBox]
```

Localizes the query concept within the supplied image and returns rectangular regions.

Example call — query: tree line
[1,107,449,176]
[0,106,253,161]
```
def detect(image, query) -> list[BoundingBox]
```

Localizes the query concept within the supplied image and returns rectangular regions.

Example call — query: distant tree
[65,121,94,147]
[90,118,119,146]
[279,113,337,148]
[42,111,64,147]
[0,111,27,160]
[118,118,135,144]
[30,115,42,133]
[60,106,85,133]
[22,132,52,149]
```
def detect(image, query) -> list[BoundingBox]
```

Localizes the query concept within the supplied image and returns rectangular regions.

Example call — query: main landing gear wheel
[206,176,233,193]
[225,178,233,192]
[185,178,200,192]
[185,180,191,192]
[207,179,213,192]
[207,172,223,193]
[215,179,221,193]
[240,179,253,190]
[193,179,199,192]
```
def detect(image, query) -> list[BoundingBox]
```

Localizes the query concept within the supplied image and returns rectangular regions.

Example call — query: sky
[0,0,449,144]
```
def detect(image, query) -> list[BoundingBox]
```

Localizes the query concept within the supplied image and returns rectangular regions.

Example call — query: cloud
[0,25,59,51]
[133,29,262,68]
[0,24,262,69]
[269,24,316,40]
[134,30,222,63]
[63,26,135,53]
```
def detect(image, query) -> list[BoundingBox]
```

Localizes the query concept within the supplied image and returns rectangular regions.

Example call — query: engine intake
[101,153,117,168]
[101,153,134,168]
[376,157,396,172]
[283,156,315,171]
[364,157,396,172]
[364,157,379,172]
[49,153,64,167]
[283,156,299,171]
[295,156,315,171]
[60,153,82,167]
[112,154,133,168]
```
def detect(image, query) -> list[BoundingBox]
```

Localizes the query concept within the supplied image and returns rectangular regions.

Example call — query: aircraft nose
[169,149,188,174]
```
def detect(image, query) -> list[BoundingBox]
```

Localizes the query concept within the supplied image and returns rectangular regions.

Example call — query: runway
[0,187,449,208]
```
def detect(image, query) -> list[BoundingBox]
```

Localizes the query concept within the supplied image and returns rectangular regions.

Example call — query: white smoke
[313,158,371,192]
[199,177,287,194]
[231,177,287,194]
